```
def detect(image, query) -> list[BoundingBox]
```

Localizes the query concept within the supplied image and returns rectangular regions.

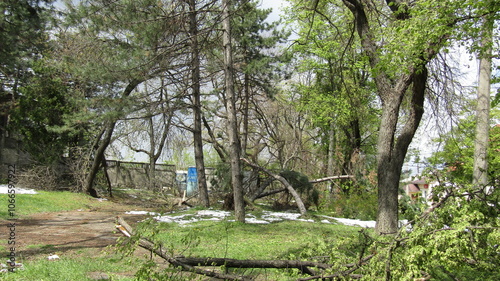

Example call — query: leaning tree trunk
[84,79,142,197]
[85,122,115,197]
[223,0,245,222]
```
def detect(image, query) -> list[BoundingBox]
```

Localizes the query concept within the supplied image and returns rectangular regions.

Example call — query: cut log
[240,158,307,215]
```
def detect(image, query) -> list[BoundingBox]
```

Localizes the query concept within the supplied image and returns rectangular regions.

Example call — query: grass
[142,219,361,260]
[0,191,111,219]
[0,189,366,280]
[1,250,138,281]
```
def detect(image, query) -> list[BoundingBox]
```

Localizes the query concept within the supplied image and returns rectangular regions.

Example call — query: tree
[473,12,494,186]
[222,0,244,222]
[428,108,500,185]
[285,0,378,186]
[60,0,193,196]
[336,0,465,234]
[0,0,54,171]
[10,59,84,165]
[188,0,210,207]
[230,0,289,156]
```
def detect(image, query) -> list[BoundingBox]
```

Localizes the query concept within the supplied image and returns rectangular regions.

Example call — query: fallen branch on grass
[115,216,331,279]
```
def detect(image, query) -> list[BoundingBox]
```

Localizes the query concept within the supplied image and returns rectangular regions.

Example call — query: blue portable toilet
[186,167,198,195]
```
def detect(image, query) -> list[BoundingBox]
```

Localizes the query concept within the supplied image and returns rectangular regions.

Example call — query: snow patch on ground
[127,209,378,228]
[125,211,158,215]
[0,184,38,194]
[320,216,377,228]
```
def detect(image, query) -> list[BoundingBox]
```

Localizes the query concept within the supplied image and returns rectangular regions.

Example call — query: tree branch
[240,158,308,215]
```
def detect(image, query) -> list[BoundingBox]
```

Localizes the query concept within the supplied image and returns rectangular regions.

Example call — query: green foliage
[0,0,53,78]
[367,183,500,280]
[10,60,85,164]
[284,0,378,176]
[280,170,319,208]
[398,192,427,221]
[321,191,378,221]
[428,108,500,185]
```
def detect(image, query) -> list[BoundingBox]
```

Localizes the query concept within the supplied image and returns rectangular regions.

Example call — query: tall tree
[0,0,54,169]
[337,0,460,234]
[222,0,244,222]
[230,0,289,156]
[188,0,210,207]
[473,13,493,186]
[286,0,378,181]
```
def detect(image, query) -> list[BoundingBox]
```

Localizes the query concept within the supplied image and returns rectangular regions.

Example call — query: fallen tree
[115,216,332,279]
[240,158,308,215]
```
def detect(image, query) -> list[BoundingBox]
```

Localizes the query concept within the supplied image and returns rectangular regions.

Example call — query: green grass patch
[0,191,110,219]
[135,218,361,261]
[0,252,137,281]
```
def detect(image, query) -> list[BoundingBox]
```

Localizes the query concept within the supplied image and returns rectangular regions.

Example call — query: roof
[411,179,427,185]
[406,184,420,193]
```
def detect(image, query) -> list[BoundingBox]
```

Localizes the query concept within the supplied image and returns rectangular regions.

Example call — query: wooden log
[116,217,248,280]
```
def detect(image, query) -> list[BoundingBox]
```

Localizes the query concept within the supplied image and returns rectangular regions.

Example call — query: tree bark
[223,0,245,222]
[473,16,492,186]
[189,0,210,207]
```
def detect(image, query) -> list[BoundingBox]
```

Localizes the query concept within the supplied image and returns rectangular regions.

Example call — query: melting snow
[0,184,38,194]
[125,211,158,215]
[126,209,377,228]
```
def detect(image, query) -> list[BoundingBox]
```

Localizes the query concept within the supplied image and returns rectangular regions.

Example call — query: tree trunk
[84,79,141,197]
[189,0,210,207]
[223,0,245,222]
[85,122,114,197]
[473,17,492,186]
[342,0,439,234]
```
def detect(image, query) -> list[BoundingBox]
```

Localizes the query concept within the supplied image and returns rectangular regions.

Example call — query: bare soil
[1,197,159,261]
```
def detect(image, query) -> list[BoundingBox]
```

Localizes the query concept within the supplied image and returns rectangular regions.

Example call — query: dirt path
[1,201,153,260]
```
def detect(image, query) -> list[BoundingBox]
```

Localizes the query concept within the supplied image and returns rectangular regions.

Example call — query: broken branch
[240,158,307,215]
[309,175,354,183]
[115,216,330,279]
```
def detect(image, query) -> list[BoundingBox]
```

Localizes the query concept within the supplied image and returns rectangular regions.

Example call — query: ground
[5,203,150,259]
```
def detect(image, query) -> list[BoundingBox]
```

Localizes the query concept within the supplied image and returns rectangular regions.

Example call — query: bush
[323,191,377,220]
